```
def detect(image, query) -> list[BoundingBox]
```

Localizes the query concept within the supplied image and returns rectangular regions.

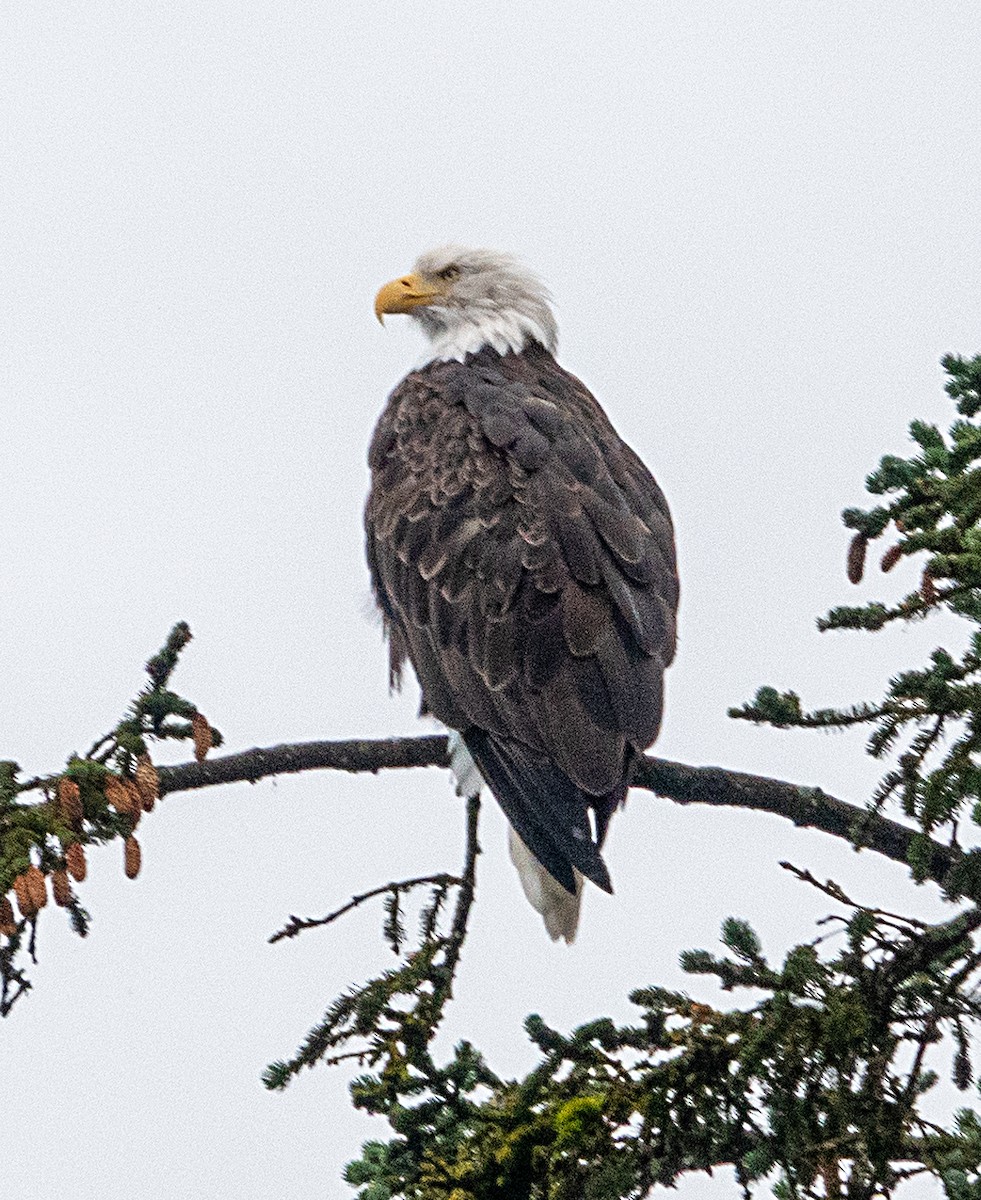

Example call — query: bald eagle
[367,247,678,941]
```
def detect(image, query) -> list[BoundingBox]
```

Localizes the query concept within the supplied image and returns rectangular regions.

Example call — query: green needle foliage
[297,863,981,1200]
[0,622,221,1014]
[264,799,478,1094]
[262,354,981,1198]
[731,355,981,873]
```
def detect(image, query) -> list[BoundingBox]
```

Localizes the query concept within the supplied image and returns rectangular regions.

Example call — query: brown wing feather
[365,343,679,888]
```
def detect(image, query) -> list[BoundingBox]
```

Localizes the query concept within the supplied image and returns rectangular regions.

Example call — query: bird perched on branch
[367,246,678,941]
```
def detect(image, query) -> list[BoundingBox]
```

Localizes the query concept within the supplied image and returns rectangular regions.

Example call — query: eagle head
[374,245,558,362]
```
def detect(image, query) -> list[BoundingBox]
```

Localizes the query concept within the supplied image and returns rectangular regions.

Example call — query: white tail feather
[447,732,582,943]
[448,731,483,799]
[508,827,582,943]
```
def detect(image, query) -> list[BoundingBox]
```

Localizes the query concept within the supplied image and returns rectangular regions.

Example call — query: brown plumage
[367,247,678,938]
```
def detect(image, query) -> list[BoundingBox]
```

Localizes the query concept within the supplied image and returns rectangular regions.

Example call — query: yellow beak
[374,273,443,323]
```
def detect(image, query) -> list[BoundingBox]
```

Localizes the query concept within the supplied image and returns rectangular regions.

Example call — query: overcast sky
[4,4,981,1197]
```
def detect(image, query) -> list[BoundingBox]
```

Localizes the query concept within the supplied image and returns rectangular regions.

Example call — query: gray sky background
[4,3,981,1196]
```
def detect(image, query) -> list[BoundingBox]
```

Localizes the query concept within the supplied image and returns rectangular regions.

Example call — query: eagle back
[365,343,678,795]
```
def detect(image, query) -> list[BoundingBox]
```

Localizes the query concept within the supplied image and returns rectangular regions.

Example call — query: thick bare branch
[157,735,449,794]
[155,735,962,889]
[633,756,959,888]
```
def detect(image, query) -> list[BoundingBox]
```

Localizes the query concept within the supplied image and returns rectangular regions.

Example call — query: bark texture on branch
[633,757,958,887]
[155,735,961,889]
[157,735,449,793]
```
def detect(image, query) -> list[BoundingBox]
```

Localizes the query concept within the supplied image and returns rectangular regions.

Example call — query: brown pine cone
[58,777,84,825]
[846,532,867,585]
[65,842,87,882]
[105,775,133,813]
[25,866,47,910]
[13,873,36,918]
[880,544,903,573]
[51,869,72,907]
[191,712,213,763]
[122,779,143,826]
[124,835,141,880]
[135,754,159,811]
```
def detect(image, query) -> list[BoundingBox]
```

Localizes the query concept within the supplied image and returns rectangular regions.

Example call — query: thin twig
[780,862,930,931]
[901,1012,942,1112]
[883,906,981,989]
[269,873,462,944]
[433,794,480,1014]
[321,1049,373,1068]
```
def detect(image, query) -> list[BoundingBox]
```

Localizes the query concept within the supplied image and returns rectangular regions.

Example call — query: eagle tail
[460,728,617,898]
[450,732,588,942]
[507,826,583,943]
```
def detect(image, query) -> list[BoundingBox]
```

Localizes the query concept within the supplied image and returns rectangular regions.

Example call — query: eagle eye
[436,264,461,281]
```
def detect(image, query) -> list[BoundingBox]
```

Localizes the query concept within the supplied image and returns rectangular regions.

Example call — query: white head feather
[408,245,558,363]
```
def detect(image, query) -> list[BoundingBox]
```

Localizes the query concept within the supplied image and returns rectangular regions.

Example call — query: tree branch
[268,872,463,944]
[155,735,960,891]
[632,756,959,887]
[157,734,449,793]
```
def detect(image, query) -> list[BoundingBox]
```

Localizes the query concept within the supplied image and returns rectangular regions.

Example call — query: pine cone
[0,895,16,936]
[13,873,36,918]
[65,842,87,882]
[25,866,48,910]
[58,777,83,825]
[51,869,72,907]
[123,779,143,826]
[921,569,938,605]
[124,835,141,880]
[846,532,868,585]
[191,712,213,763]
[880,543,903,573]
[135,754,159,811]
[105,775,133,814]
